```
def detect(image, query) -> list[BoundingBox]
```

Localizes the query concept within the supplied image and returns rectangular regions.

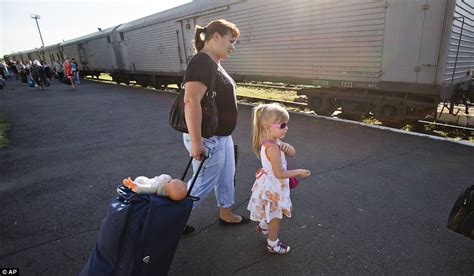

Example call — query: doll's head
[251,103,289,158]
[164,179,188,201]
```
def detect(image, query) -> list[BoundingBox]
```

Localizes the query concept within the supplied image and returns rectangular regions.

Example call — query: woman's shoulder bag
[169,60,218,138]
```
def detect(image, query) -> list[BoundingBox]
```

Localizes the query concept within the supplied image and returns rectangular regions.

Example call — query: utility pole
[30,14,45,47]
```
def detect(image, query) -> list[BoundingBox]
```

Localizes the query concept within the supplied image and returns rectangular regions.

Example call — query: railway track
[84,76,473,138]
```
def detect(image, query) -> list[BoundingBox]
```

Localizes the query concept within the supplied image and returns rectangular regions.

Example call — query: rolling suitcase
[80,157,205,276]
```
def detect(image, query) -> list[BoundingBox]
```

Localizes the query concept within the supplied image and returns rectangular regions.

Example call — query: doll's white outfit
[131,174,171,195]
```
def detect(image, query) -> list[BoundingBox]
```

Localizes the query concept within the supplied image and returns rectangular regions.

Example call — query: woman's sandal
[182,224,195,235]
[218,215,250,226]
[267,241,291,254]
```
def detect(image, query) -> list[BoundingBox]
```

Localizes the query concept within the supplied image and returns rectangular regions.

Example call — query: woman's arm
[183,81,207,160]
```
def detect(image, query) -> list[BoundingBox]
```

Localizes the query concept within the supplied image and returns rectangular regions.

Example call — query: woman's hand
[190,140,206,160]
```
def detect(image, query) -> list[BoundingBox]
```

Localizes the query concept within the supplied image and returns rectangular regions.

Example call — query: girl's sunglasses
[270,122,287,129]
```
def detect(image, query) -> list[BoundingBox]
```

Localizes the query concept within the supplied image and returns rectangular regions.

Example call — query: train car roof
[61,25,118,46]
[39,43,61,51]
[116,0,241,32]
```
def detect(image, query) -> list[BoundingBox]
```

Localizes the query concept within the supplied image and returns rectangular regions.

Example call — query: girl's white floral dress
[247,143,292,223]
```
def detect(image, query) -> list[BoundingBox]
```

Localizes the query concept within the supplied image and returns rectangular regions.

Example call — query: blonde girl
[247,103,311,254]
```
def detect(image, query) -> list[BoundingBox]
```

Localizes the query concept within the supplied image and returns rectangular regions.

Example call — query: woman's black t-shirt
[183,52,238,136]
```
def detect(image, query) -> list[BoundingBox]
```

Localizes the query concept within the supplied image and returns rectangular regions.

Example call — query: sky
[0,0,192,57]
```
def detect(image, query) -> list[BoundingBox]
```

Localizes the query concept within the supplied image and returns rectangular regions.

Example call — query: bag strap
[206,60,217,97]
[181,156,207,201]
[179,56,218,99]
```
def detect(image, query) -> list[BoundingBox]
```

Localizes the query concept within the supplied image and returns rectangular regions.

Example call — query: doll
[122,174,187,201]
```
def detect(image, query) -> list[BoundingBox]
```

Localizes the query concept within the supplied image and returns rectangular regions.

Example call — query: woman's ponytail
[193,19,240,53]
[193,25,206,52]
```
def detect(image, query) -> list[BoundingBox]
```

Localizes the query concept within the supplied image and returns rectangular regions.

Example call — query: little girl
[247,103,311,254]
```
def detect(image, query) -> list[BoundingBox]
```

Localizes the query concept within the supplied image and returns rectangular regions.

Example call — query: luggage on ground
[80,157,206,276]
[447,185,474,239]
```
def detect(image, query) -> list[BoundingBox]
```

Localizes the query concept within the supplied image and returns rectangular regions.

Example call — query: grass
[97,73,112,81]
[403,123,474,142]
[0,113,8,149]
[236,85,299,102]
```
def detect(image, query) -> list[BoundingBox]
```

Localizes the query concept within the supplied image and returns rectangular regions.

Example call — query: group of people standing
[1,57,80,90]
[179,19,311,255]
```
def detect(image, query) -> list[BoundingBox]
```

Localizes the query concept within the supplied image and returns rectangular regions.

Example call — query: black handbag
[169,62,218,138]
[447,185,474,239]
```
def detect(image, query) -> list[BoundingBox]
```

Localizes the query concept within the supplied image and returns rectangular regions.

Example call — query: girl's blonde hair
[251,103,289,158]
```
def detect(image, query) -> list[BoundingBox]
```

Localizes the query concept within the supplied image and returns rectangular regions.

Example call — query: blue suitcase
[80,157,205,276]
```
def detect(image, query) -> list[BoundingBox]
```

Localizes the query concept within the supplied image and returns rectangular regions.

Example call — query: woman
[182,19,248,234]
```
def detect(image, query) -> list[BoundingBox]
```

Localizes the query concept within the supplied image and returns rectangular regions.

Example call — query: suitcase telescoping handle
[181,156,207,201]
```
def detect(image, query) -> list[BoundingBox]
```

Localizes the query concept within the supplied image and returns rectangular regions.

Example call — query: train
[4,0,474,125]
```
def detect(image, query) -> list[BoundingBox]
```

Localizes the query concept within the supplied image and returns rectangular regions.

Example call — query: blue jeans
[183,134,235,209]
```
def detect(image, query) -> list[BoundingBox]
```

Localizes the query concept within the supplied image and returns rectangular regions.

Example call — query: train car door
[178,17,197,70]
[415,0,448,84]
[77,43,89,71]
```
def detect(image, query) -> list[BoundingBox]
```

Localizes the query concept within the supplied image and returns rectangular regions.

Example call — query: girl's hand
[280,142,295,156]
[296,169,311,178]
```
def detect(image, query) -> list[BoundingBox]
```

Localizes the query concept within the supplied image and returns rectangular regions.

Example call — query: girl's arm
[280,142,295,157]
[266,145,309,179]
[183,81,207,160]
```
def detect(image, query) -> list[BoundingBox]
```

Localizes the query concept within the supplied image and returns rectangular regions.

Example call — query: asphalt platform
[0,79,473,275]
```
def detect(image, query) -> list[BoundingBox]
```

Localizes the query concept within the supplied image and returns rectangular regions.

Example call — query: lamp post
[30,14,45,47]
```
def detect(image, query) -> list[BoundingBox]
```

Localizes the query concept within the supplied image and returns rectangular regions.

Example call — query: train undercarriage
[298,79,473,127]
[82,69,473,127]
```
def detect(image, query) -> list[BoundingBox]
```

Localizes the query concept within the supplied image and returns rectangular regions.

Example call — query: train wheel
[308,96,336,116]
[377,105,406,128]
[154,83,167,90]
[339,112,362,121]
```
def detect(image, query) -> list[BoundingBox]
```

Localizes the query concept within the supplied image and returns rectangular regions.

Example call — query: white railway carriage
[19,48,41,64]
[61,26,120,77]
[39,43,62,65]
[4,0,473,124]
[110,0,473,124]
[108,0,238,88]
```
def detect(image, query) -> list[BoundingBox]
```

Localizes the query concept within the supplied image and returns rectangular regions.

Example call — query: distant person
[42,61,53,82]
[0,74,6,89]
[63,58,76,89]
[31,60,46,90]
[25,60,33,85]
[247,103,311,254]
[16,61,27,85]
[8,60,18,80]
[54,60,64,81]
[0,62,7,80]
[71,58,80,84]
